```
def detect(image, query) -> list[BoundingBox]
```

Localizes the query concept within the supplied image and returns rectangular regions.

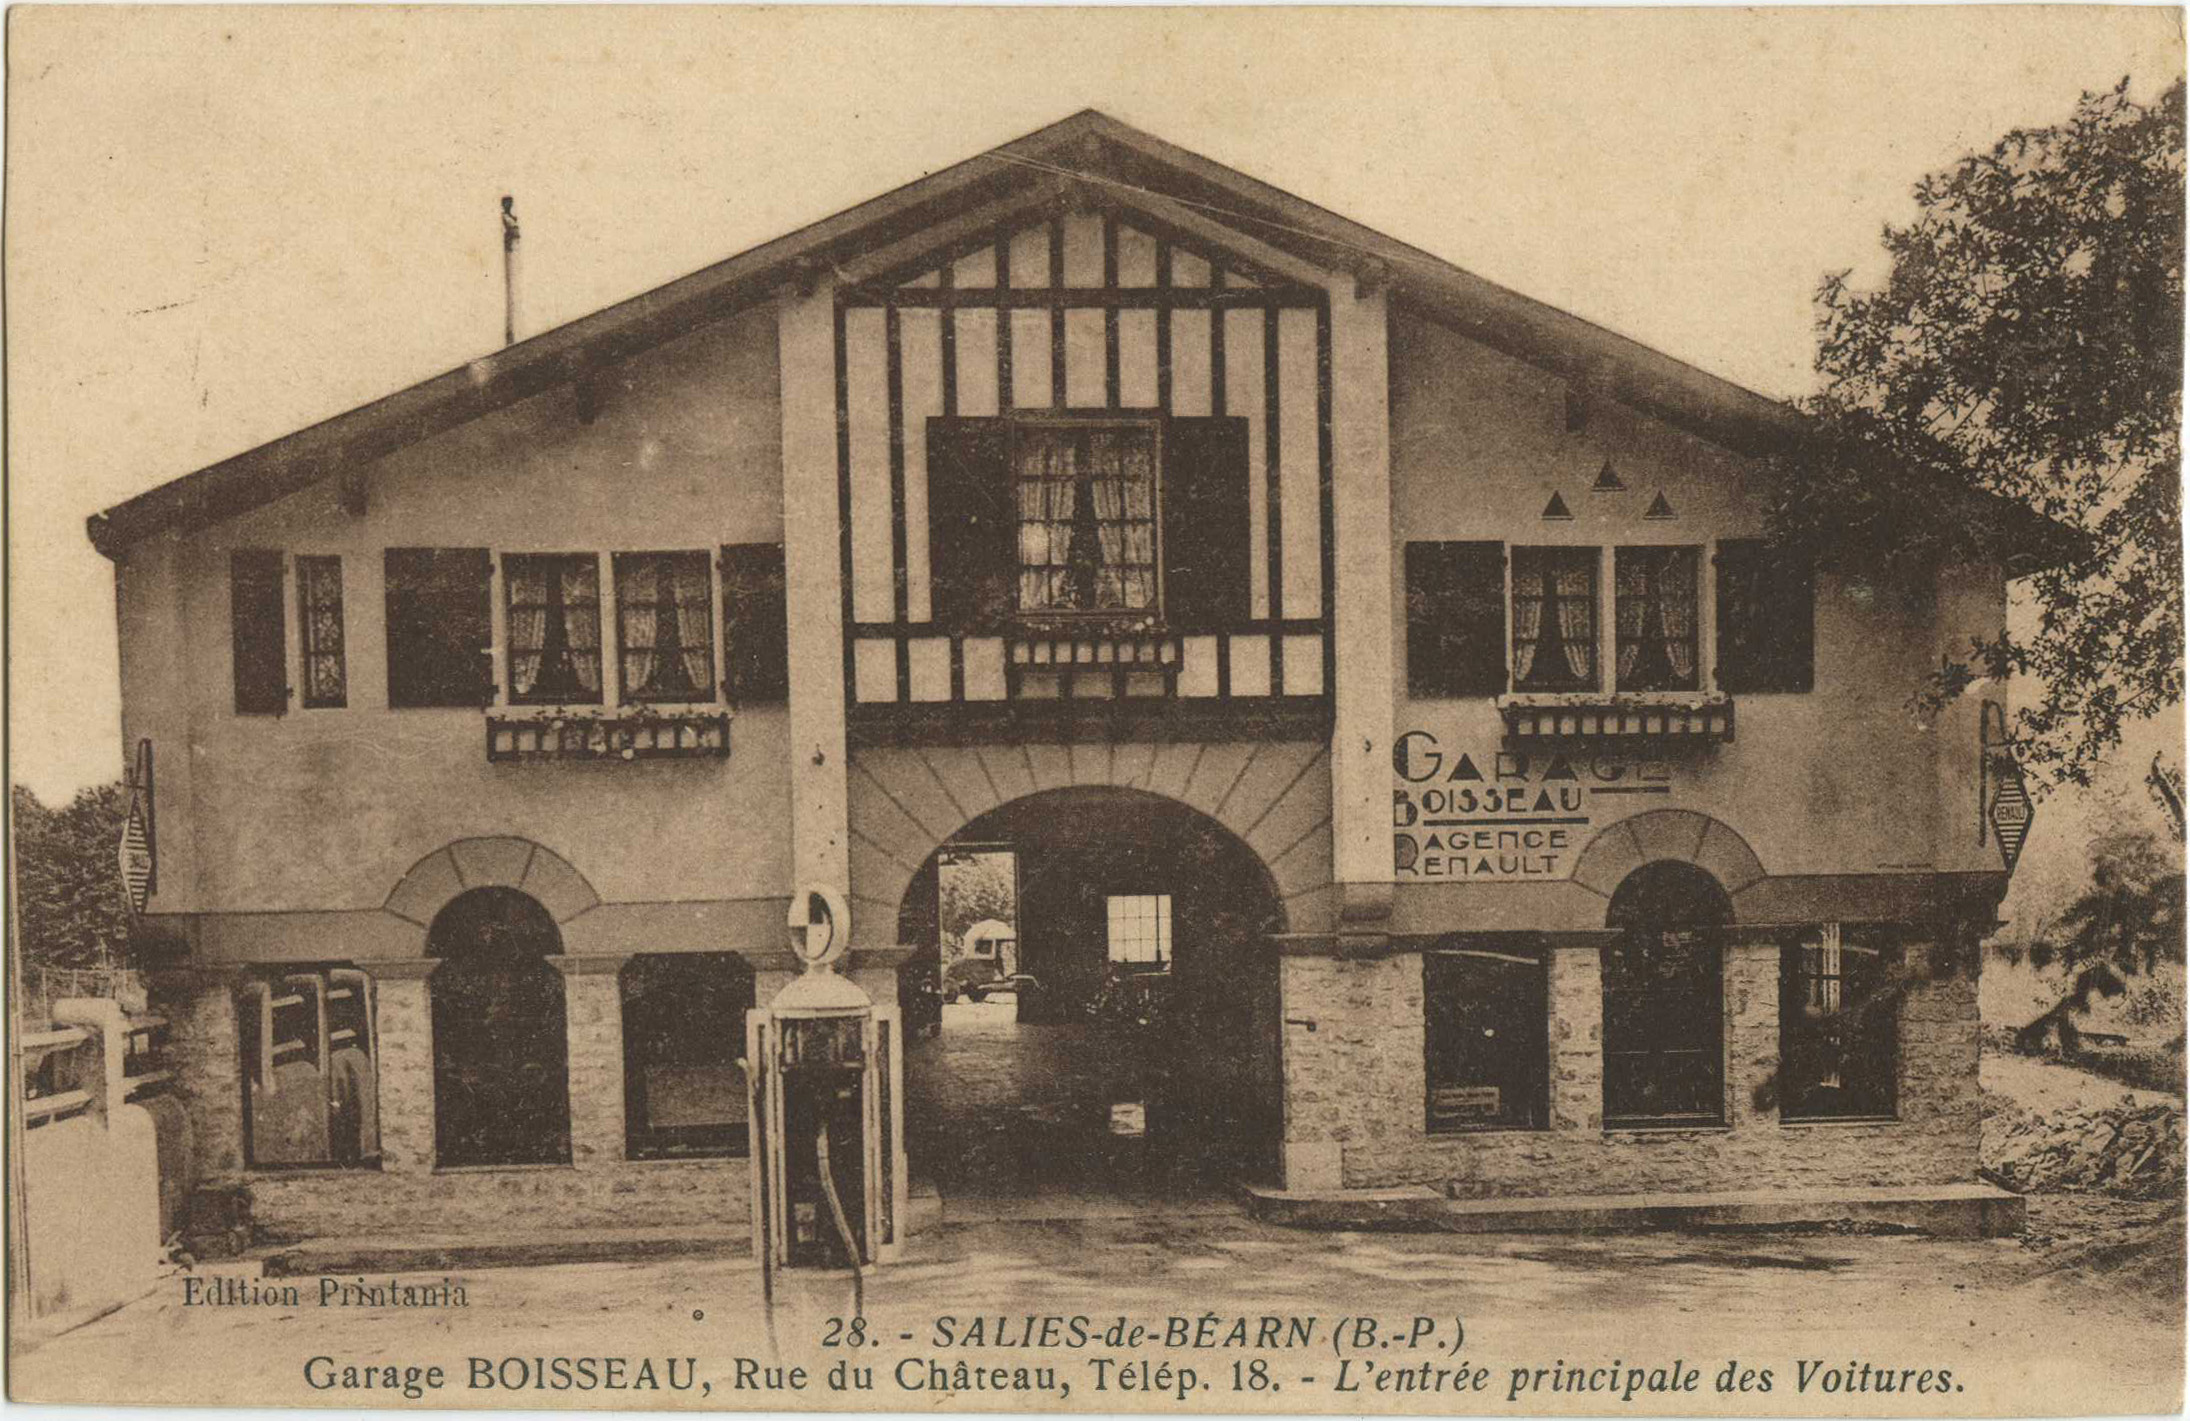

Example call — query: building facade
[90,113,2061,1242]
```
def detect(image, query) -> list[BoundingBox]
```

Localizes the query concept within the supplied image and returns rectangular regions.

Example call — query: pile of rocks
[1984,1096,2186,1199]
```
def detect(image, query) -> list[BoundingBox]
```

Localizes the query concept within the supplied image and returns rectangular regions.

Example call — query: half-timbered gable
[835,199,1336,740]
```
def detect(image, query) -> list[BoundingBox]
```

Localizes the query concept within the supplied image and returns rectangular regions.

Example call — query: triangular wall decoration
[1591,460,1625,493]
[1541,491,1574,521]
[1643,490,1676,520]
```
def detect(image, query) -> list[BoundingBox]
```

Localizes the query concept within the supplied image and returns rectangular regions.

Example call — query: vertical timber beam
[1325,278,1395,942]
[780,283,854,910]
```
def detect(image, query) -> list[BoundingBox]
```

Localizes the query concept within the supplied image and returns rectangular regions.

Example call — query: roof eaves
[89,108,2025,569]
[88,110,1122,559]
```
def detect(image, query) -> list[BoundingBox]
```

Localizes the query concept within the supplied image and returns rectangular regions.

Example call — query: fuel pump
[747,885,906,1300]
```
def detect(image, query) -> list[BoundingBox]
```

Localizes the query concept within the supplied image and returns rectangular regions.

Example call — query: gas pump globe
[747,885,906,1271]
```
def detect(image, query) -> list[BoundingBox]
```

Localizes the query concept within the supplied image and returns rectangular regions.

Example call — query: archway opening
[428,887,570,1166]
[1603,861,1732,1129]
[897,786,1285,1203]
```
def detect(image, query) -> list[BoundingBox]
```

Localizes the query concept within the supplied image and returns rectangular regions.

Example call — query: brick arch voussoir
[383,836,602,929]
[1569,809,1765,903]
[880,765,1301,945]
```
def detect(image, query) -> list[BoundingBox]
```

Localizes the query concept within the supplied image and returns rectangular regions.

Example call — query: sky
[5,5,2182,831]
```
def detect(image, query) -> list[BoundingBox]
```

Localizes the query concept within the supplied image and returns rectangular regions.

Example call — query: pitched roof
[85,109,2075,572]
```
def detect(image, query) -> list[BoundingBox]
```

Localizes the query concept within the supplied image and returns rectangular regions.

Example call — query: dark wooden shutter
[385,547,493,707]
[1161,415,1251,630]
[721,543,789,703]
[926,417,1015,631]
[1405,541,1506,696]
[1715,539,1814,692]
[230,550,287,715]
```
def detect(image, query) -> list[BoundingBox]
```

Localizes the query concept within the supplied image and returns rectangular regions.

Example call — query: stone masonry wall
[238,1159,748,1241]
[165,957,904,1243]
[150,970,246,1176]
[554,956,627,1168]
[1282,938,1980,1196]
[373,963,436,1173]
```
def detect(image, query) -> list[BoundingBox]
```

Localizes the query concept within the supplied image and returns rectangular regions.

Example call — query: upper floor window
[230,550,287,715]
[385,548,493,708]
[926,414,1249,633]
[504,553,603,705]
[295,555,347,709]
[1716,539,1814,692]
[1404,541,1506,697]
[1511,546,1598,691]
[1780,924,1897,1120]
[1106,893,1171,970]
[1013,421,1158,618]
[1615,546,1700,692]
[614,551,715,703]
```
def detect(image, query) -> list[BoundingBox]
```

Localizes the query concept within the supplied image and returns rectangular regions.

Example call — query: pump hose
[751,1065,780,1360]
[815,1125,864,1321]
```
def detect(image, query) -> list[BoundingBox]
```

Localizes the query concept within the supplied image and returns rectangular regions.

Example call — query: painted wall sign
[1987,757,2035,874]
[1433,1085,1503,1117]
[1390,729,1674,881]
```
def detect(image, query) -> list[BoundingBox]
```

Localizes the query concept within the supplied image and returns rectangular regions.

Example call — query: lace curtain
[1016,435,1074,610]
[1512,580,1544,684]
[1014,427,1155,613]
[1615,548,1697,688]
[508,557,600,700]
[621,560,658,695]
[508,561,550,697]
[1087,432,1156,609]
[618,555,713,698]
[1554,563,1594,682]
[560,562,602,694]
[1513,550,1594,687]
[670,558,713,693]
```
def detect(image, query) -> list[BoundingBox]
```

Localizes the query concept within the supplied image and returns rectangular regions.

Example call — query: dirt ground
[14,1203,2183,1416]
[1980,1050,2177,1115]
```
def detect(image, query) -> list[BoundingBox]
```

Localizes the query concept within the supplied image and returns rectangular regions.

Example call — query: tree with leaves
[10,781,136,975]
[936,848,1015,946]
[2013,827,2186,1053]
[1775,77,2184,787]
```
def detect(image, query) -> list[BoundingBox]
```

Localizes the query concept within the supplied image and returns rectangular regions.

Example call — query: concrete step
[259,1226,753,1277]
[1241,1181,2027,1239]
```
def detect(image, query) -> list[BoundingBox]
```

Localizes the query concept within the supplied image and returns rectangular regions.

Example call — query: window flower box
[486,709,731,763]
[1497,691,1735,746]
[1006,631,1181,701]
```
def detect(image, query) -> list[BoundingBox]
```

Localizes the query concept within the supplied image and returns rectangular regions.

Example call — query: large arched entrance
[428,886,571,1167]
[896,787,1285,1206]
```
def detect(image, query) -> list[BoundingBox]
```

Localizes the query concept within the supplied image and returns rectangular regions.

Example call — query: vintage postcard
[6,5,2185,1415]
